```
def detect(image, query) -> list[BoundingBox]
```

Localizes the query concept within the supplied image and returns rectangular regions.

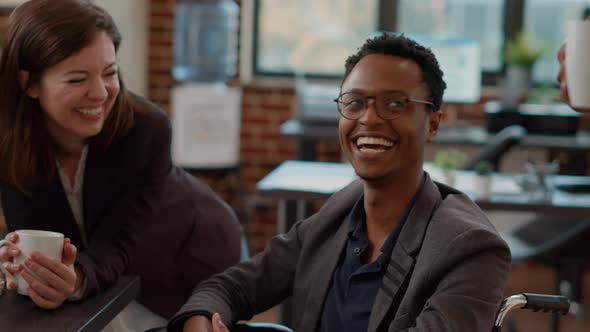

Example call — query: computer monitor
[409,35,482,104]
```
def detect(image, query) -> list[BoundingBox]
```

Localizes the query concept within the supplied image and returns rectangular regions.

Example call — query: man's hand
[184,313,229,332]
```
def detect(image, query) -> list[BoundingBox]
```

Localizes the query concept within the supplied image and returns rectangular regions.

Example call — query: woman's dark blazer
[0,94,241,319]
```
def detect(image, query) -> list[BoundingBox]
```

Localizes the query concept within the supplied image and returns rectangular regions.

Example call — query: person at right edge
[557,14,590,115]
[168,33,511,332]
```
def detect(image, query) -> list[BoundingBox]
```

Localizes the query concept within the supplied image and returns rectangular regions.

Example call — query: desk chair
[502,215,590,332]
[462,124,527,171]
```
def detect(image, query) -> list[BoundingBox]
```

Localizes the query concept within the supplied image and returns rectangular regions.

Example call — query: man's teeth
[76,107,102,116]
[356,136,394,148]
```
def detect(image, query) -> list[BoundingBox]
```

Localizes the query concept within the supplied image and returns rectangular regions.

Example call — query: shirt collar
[346,172,427,254]
[347,194,366,240]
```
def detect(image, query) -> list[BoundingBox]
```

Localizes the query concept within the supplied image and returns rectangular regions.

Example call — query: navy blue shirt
[318,178,422,332]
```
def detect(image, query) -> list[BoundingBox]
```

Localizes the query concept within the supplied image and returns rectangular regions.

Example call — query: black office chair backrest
[462,125,526,171]
[507,215,590,261]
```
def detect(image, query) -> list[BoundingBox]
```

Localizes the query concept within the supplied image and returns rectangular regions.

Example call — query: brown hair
[0,0,135,193]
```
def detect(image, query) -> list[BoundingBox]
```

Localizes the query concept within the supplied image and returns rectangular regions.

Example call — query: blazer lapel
[82,145,108,239]
[368,174,442,332]
[369,244,415,332]
[298,180,362,331]
[299,219,348,330]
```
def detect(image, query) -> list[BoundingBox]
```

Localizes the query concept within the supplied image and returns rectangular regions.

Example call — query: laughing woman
[0,0,241,330]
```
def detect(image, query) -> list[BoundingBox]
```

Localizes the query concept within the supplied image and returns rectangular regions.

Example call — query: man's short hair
[343,33,447,111]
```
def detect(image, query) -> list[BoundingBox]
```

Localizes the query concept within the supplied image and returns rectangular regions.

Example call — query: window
[255,0,379,76]
[397,0,504,72]
[248,0,590,87]
[524,0,590,83]
[251,0,503,81]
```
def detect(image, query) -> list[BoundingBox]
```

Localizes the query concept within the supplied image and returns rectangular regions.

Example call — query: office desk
[281,119,590,160]
[257,160,590,232]
[0,275,140,332]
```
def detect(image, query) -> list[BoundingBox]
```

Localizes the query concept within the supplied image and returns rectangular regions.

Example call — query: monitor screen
[407,34,482,104]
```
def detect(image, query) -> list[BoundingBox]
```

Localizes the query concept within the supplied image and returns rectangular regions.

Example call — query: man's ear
[425,110,443,142]
[18,70,39,98]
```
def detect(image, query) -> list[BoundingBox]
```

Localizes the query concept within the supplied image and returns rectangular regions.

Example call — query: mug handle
[0,240,18,284]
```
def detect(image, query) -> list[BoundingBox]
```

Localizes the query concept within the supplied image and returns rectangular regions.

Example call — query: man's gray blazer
[170,173,511,331]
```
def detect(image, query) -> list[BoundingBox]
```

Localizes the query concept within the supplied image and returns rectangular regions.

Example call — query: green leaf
[434,149,468,171]
[504,30,545,67]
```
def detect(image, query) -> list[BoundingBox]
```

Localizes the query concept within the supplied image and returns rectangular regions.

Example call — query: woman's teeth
[76,107,102,116]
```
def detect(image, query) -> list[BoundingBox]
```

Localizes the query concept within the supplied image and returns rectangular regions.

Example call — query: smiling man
[168,33,511,332]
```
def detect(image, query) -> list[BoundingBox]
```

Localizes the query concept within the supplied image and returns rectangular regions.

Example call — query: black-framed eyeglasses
[333,91,437,120]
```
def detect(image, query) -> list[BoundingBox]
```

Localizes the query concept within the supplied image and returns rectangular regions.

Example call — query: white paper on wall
[171,82,241,169]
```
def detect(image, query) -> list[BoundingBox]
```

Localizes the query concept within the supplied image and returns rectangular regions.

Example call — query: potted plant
[501,30,545,108]
[433,149,467,187]
[473,160,494,199]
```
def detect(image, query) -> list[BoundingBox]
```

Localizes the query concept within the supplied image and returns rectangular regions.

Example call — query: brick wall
[147,0,304,252]
[148,0,175,111]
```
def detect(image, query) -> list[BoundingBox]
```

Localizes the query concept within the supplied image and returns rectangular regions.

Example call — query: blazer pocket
[388,312,414,331]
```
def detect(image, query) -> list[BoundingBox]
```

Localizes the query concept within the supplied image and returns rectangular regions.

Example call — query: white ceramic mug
[0,230,64,296]
[566,20,590,109]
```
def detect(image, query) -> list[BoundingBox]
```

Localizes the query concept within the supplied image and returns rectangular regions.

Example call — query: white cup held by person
[566,20,590,109]
[0,230,64,295]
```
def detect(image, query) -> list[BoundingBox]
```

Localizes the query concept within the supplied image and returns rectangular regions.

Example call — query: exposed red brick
[150,3,175,14]
[148,58,174,70]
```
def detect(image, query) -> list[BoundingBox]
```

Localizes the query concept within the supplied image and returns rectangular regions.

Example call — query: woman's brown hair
[0,0,135,193]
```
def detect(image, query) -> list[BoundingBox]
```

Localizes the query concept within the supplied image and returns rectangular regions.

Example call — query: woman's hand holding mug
[0,232,22,290]
[0,230,79,309]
